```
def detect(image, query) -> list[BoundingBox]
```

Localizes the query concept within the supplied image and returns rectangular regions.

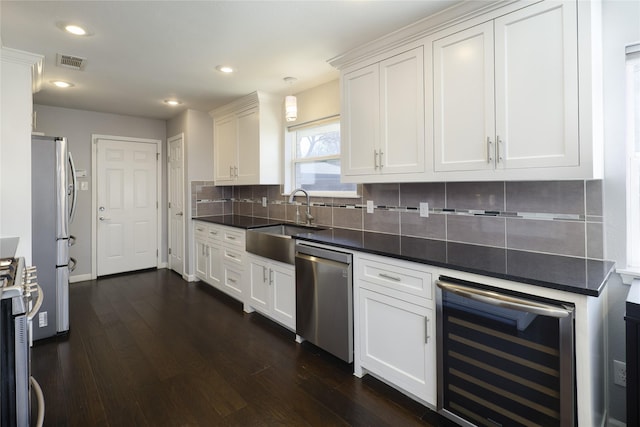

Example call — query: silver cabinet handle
[196,227,205,232]
[269,269,274,285]
[229,165,233,177]
[228,278,237,284]
[436,280,573,318]
[262,266,268,283]
[425,317,430,343]
[234,166,238,177]
[487,137,493,163]
[379,150,384,168]
[497,135,503,163]
[227,253,237,259]
[227,236,236,240]
[374,149,378,170]
[176,212,183,216]
[378,272,401,282]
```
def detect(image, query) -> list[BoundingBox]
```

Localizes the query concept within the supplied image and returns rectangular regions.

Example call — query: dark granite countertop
[193,215,615,297]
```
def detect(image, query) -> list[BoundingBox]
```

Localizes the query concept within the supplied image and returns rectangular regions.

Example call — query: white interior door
[168,134,184,276]
[96,138,158,276]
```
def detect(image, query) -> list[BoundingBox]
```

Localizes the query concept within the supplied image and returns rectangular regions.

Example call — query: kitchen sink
[246,224,324,264]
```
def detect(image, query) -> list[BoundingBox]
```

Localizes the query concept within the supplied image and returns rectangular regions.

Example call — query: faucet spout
[289,188,314,226]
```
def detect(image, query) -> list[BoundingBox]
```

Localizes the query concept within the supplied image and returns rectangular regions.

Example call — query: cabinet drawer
[194,222,208,239]
[358,255,432,300]
[223,265,243,297]
[207,225,222,241]
[223,228,245,248]
[223,247,244,266]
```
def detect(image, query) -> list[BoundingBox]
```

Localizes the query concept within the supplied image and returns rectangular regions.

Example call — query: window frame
[284,116,358,198]
[626,44,640,271]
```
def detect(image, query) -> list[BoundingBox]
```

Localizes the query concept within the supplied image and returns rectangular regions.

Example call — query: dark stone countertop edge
[193,215,614,297]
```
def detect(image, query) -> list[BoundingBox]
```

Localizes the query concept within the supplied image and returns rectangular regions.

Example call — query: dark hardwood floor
[31,269,453,426]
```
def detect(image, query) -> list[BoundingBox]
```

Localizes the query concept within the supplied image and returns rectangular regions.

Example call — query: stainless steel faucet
[289,188,314,226]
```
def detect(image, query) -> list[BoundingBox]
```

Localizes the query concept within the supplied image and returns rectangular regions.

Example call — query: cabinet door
[236,107,260,185]
[342,64,380,177]
[433,22,495,172]
[494,1,578,169]
[194,238,208,281]
[248,256,270,313]
[359,288,435,405]
[214,114,237,183]
[270,263,296,330]
[379,47,425,175]
[207,243,223,288]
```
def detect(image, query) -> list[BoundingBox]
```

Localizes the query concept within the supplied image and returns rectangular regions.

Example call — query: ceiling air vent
[56,53,86,71]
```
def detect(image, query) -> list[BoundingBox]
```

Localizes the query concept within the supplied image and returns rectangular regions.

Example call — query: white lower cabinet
[354,252,436,407]
[192,220,245,302]
[246,254,295,331]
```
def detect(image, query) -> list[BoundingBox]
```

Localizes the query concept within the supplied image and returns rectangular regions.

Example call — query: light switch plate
[419,202,429,217]
[80,181,89,191]
[366,200,374,214]
[262,197,267,208]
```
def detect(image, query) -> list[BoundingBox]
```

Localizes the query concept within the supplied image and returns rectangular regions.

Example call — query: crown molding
[1,47,44,93]
[329,0,527,70]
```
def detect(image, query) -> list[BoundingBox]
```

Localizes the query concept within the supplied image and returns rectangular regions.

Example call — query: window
[285,118,357,196]
[627,44,640,269]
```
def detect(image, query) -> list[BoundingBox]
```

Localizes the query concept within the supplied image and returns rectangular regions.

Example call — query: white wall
[0,47,42,262]
[166,109,213,278]
[602,0,640,423]
[32,104,167,279]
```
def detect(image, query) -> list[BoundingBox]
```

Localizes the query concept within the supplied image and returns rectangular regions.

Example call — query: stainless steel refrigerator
[31,135,77,340]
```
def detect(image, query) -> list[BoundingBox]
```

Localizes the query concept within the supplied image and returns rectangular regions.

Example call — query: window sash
[627,46,640,268]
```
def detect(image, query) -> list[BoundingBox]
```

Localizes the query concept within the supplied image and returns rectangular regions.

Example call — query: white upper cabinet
[433,22,496,172]
[341,46,425,182]
[210,91,282,186]
[332,0,602,182]
[433,1,579,176]
[494,1,579,170]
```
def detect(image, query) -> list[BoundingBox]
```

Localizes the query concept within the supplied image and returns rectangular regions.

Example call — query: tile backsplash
[192,180,604,260]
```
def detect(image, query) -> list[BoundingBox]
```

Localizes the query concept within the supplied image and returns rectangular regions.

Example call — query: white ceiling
[1,1,461,120]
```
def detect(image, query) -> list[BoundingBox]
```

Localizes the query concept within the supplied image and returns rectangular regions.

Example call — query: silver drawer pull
[378,272,401,282]
[425,317,430,343]
[196,227,204,232]
[227,254,237,259]
[209,230,218,235]
[227,236,236,240]
[228,278,237,283]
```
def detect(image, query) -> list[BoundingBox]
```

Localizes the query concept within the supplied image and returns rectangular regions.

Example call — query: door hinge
[156,249,159,257]
[156,153,160,160]
[168,202,171,209]
[169,248,172,255]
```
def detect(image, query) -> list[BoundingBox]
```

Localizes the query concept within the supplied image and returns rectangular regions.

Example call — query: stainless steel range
[0,256,45,427]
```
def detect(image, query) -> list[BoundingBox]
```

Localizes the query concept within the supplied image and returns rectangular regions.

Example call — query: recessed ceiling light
[164,99,182,106]
[65,25,87,36]
[50,80,74,88]
[216,65,234,73]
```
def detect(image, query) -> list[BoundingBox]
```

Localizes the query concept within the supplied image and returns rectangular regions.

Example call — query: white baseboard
[69,273,92,283]
[185,274,197,282]
[158,262,168,269]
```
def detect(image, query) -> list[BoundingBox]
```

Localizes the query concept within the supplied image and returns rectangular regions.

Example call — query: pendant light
[284,77,297,122]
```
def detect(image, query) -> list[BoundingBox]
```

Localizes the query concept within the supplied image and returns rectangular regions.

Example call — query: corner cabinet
[331,0,602,182]
[210,91,282,186]
[353,252,436,406]
[245,254,296,331]
[341,46,425,183]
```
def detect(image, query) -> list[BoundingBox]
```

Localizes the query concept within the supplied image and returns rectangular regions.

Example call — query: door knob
[99,216,110,221]
[99,206,105,211]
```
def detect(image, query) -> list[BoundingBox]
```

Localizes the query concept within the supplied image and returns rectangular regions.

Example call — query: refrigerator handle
[68,152,78,224]
[69,257,77,272]
[68,235,76,247]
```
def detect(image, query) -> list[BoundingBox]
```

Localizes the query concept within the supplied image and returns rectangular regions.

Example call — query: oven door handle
[30,376,45,427]
[27,285,44,321]
[436,280,573,318]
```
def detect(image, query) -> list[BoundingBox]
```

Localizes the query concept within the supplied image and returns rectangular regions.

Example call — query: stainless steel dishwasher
[295,243,353,363]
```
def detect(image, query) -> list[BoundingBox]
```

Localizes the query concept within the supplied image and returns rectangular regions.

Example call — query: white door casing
[92,135,161,278]
[168,134,184,276]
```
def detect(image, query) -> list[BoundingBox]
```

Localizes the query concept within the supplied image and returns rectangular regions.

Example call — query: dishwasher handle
[295,244,351,265]
[436,279,573,318]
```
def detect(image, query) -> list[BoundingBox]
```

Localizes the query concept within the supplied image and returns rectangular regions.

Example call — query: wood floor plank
[31,269,446,427]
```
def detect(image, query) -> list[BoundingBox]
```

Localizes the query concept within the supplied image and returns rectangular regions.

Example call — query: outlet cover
[614,360,627,387]
[366,200,374,214]
[262,197,267,208]
[38,311,48,327]
[419,202,429,217]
